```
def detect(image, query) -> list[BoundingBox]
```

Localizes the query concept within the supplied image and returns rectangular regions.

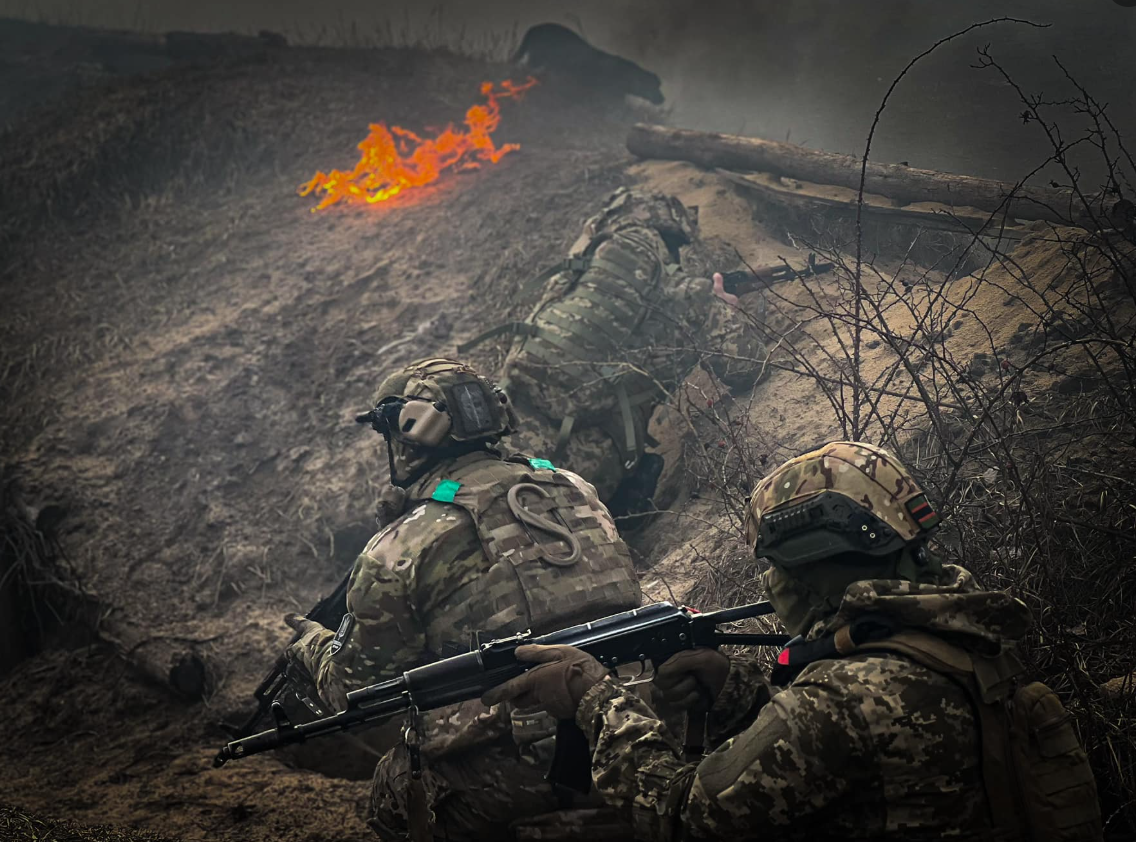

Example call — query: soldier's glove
[654,648,731,712]
[283,613,328,680]
[284,613,324,639]
[481,644,608,720]
[375,485,408,528]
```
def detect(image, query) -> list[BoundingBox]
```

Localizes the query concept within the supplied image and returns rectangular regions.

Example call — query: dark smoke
[5,0,1134,180]
[601,0,1136,180]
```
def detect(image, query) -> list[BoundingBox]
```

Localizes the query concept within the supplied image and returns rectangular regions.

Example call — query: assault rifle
[719,252,835,297]
[226,573,352,740]
[214,600,789,768]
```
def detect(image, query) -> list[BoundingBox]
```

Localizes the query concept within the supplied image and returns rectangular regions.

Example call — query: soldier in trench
[283,357,642,841]
[459,187,768,517]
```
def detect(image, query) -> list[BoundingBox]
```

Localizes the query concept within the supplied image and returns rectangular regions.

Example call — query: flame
[299,78,538,211]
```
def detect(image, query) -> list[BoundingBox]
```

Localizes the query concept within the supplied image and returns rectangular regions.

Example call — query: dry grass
[664,53,1136,838]
[0,803,174,842]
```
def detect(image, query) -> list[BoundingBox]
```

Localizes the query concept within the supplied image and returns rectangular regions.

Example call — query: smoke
[597,0,1136,180]
[5,0,1134,180]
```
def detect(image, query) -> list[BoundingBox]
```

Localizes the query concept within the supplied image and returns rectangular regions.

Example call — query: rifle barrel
[698,600,776,624]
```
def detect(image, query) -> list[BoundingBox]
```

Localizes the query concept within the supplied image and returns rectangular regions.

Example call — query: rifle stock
[214,600,788,767]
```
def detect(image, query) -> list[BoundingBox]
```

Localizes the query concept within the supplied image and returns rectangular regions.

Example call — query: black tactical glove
[481,644,608,720]
[654,648,731,712]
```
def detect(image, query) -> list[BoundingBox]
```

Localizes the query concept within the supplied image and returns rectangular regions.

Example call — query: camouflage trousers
[368,740,630,842]
[369,739,555,842]
[506,406,628,504]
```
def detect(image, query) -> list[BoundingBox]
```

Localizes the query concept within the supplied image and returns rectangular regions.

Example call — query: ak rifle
[214,599,788,767]
[226,572,352,740]
[719,252,835,297]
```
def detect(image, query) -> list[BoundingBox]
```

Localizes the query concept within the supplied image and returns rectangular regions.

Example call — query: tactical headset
[355,373,514,487]
[355,377,512,447]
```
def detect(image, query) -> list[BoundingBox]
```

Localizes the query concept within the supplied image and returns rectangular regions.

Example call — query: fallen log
[102,626,218,700]
[715,168,1006,233]
[627,123,1094,228]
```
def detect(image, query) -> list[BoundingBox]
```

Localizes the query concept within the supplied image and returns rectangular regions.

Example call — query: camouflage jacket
[575,565,1033,841]
[503,200,765,428]
[287,450,638,759]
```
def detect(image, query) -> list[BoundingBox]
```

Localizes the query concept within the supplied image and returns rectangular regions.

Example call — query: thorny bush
[671,50,1136,837]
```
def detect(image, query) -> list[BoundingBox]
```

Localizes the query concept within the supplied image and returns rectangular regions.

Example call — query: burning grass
[298,77,537,210]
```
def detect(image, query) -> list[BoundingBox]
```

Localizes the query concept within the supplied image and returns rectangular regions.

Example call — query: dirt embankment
[2,24,1133,842]
[0,37,640,841]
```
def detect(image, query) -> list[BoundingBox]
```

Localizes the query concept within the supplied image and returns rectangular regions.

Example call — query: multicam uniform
[573,565,1033,841]
[461,189,767,502]
[288,449,641,840]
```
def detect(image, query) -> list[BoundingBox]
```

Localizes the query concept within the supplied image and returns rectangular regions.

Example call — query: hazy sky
[5,1,1134,179]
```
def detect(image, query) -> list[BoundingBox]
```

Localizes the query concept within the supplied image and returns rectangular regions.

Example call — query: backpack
[854,631,1103,842]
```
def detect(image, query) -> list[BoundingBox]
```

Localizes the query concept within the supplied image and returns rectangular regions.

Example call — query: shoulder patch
[329,612,354,657]
[431,479,462,503]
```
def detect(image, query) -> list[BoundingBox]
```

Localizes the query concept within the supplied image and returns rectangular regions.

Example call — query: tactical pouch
[1010,681,1104,842]
[854,632,1103,842]
[510,707,559,770]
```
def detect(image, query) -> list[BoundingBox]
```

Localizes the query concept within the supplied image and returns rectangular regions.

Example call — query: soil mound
[2,27,1132,841]
[0,38,639,840]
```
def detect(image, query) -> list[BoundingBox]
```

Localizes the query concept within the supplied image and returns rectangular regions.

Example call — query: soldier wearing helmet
[483,440,1070,841]
[284,358,642,841]
[459,187,768,516]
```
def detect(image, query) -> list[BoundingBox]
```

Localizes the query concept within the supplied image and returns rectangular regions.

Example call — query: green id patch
[431,479,462,503]
[528,458,556,471]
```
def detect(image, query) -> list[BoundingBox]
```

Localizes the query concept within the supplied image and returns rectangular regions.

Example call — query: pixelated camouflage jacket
[575,564,1033,842]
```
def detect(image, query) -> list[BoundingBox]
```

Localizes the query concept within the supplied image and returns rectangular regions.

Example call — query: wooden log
[103,626,217,700]
[714,168,1002,232]
[627,123,1093,228]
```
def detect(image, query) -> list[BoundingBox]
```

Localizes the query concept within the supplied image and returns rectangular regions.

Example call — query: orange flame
[298,78,538,211]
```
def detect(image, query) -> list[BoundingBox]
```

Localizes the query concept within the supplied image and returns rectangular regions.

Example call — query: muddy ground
[1,20,1132,842]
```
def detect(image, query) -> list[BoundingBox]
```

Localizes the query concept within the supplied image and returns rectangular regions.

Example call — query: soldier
[484,441,1103,841]
[284,358,642,841]
[459,188,767,512]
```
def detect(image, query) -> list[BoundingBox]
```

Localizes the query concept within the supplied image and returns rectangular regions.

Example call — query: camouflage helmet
[361,357,517,444]
[358,358,517,486]
[744,441,940,568]
[571,188,698,255]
